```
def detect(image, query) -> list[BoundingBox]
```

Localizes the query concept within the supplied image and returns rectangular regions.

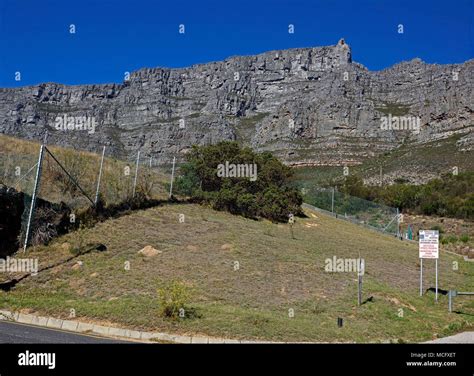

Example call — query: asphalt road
[425,332,474,344]
[0,321,130,343]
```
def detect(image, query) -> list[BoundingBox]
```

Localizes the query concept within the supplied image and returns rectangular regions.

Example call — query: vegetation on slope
[0,134,169,207]
[1,203,472,342]
[174,141,303,222]
[339,173,474,219]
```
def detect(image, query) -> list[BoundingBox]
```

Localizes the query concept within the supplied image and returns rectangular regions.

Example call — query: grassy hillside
[1,203,473,343]
[291,134,474,188]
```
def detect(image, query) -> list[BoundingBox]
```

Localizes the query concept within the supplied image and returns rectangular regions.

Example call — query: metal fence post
[95,146,106,205]
[358,258,364,306]
[169,156,176,198]
[132,151,140,197]
[23,143,45,252]
[435,259,438,302]
[331,187,335,214]
[419,258,423,296]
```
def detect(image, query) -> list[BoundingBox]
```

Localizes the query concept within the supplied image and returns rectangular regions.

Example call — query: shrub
[459,234,470,243]
[446,235,458,244]
[339,172,474,220]
[441,234,457,245]
[157,281,191,319]
[175,142,303,222]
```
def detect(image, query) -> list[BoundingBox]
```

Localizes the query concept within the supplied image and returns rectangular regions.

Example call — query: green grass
[374,101,411,116]
[1,203,473,342]
[356,134,473,178]
[289,134,474,189]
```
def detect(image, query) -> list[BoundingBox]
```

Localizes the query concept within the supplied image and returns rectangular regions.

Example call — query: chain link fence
[302,186,400,236]
[1,138,402,249]
[0,140,179,251]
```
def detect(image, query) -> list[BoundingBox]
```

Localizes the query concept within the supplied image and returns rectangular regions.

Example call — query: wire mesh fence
[302,186,400,236]
[0,140,180,251]
[1,136,401,249]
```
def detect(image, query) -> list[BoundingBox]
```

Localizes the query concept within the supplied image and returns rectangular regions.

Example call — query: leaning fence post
[23,142,45,252]
[331,187,335,214]
[169,156,176,198]
[132,151,140,198]
[396,208,400,238]
[95,146,106,205]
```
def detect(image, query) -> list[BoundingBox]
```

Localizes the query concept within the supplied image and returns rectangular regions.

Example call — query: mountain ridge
[0,39,472,172]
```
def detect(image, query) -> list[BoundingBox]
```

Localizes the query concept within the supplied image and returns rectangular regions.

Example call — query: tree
[174,142,303,222]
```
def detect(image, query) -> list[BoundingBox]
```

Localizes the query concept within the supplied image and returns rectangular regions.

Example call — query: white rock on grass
[138,245,162,257]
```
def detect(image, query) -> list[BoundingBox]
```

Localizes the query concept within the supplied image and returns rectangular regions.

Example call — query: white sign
[419,230,439,259]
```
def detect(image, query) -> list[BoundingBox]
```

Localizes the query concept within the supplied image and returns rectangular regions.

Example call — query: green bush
[175,142,303,222]
[157,281,191,319]
[441,234,457,244]
[459,234,469,243]
[336,172,474,220]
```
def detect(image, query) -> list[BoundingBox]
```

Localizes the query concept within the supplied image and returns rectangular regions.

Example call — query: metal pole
[419,258,423,296]
[435,259,438,302]
[448,291,452,313]
[169,156,176,198]
[132,151,140,197]
[149,156,152,168]
[94,146,106,205]
[331,187,335,214]
[23,144,45,252]
[358,258,363,306]
[396,208,400,238]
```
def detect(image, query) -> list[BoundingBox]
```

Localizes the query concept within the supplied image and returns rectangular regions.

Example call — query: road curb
[0,309,274,344]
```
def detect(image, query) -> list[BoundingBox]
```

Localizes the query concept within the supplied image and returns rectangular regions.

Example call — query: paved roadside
[425,332,474,344]
[0,321,130,344]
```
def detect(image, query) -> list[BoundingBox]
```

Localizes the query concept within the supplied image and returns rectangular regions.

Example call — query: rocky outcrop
[0,39,472,165]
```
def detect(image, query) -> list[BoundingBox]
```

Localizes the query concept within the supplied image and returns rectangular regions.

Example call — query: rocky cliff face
[0,39,472,165]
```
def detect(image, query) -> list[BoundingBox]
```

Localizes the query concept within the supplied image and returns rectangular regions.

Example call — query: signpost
[419,230,439,301]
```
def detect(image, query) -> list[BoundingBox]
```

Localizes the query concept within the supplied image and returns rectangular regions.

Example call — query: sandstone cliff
[0,39,472,165]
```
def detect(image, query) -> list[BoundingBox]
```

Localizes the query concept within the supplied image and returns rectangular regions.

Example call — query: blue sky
[0,0,472,87]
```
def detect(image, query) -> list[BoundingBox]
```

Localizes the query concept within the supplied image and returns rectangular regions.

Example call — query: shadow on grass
[0,243,107,292]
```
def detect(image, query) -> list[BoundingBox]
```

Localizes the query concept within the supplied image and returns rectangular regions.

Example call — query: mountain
[0,39,472,168]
